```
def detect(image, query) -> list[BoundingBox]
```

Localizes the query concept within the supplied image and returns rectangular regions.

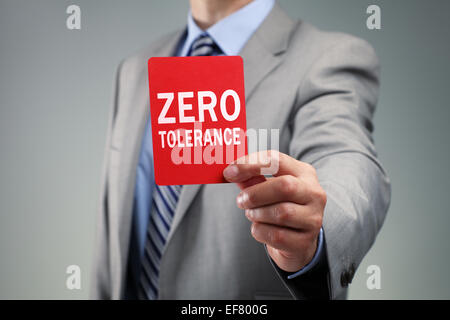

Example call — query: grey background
[0,0,449,299]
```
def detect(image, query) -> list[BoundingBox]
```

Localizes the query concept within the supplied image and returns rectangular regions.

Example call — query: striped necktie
[188,33,224,56]
[138,33,223,300]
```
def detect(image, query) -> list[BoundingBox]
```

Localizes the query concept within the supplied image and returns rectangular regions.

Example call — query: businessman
[91,0,391,300]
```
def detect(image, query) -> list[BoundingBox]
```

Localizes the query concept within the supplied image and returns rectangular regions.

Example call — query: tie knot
[189,33,224,56]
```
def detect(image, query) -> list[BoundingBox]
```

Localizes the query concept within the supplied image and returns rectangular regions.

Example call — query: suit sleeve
[89,61,123,300]
[276,36,391,299]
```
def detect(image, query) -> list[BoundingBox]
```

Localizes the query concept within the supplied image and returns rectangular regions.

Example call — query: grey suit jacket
[90,4,391,300]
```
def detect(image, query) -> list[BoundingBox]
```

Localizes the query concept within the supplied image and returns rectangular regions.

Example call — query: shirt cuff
[287,227,324,279]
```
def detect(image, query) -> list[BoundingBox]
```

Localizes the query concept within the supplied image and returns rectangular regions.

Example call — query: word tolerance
[158,127,242,148]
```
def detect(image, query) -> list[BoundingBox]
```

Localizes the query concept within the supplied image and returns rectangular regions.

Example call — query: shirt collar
[179,0,275,56]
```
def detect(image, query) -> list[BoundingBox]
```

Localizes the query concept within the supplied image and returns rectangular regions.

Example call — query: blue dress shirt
[127,0,324,295]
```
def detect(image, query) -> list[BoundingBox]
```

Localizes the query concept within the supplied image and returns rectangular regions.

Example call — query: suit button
[340,271,349,288]
[348,263,356,283]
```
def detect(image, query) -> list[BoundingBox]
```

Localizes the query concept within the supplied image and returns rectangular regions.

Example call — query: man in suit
[91,0,391,300]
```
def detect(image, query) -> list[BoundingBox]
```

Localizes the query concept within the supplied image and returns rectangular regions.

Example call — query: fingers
[236,175,313,209]
[250,222,313,252]
[223,150,311,183]
[225,151,326,273]
[244,202,322,231]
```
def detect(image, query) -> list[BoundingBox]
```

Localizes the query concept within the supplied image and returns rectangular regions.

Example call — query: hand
[223,150,327,272]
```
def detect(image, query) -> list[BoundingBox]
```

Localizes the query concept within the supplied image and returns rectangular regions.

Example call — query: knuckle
[278,175,298,196]
[310,186,327,206]
[311,214,323,231]
[318,189,327,206]
[274,203,293,223]
[303,162,316,173]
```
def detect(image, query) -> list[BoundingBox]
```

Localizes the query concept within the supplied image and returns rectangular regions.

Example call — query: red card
[148,56,247,185]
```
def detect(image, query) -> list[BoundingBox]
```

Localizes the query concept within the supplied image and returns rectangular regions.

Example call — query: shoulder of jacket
[290,21,374,57]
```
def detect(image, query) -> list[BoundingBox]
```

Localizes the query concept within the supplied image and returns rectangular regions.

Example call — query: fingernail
[245,209,254,220]
[223,165,239,179]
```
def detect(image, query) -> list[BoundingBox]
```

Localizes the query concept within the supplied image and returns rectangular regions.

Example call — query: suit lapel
[242,3,296,100]
[166,184,203,243]
[112,30,186,298]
